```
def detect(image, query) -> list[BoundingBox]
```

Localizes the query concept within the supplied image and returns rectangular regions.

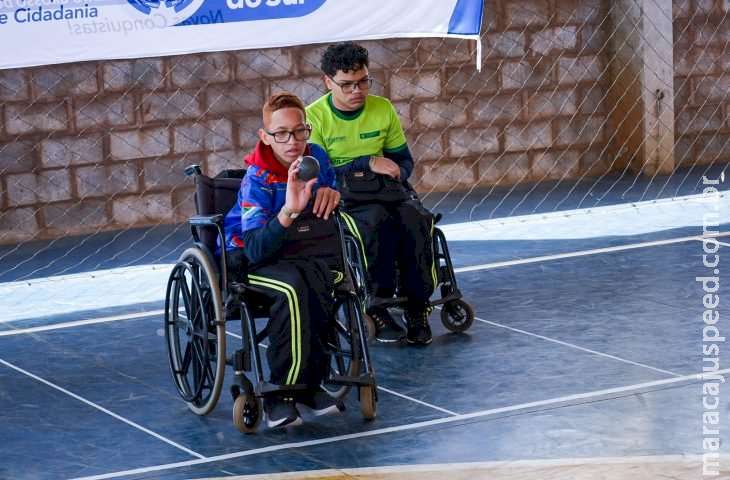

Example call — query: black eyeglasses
[264,125,312,143]
[329,76,373,94]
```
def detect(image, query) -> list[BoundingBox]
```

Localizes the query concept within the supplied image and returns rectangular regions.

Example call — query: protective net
[0,0,728,320]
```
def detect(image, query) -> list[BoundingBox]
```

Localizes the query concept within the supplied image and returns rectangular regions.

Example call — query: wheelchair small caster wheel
[440,299,474,333]
[360,385,377,420]
[363,314,376,343]
[233,392,262,434]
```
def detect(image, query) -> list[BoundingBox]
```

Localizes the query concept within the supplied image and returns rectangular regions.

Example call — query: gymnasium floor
[1,166,728,479]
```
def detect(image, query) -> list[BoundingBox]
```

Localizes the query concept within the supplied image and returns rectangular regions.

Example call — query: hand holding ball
[297,156,320,181]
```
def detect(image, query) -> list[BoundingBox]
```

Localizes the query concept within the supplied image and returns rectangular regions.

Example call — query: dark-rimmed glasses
[328,76,373,94]
[264,125,312,143]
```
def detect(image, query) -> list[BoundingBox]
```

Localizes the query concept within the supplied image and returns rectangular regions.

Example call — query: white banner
[0,0,483,70]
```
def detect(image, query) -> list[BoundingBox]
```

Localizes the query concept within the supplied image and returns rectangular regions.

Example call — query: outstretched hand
[284,157,317,215]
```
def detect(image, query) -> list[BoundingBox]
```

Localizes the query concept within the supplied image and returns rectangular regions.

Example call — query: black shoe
[297,388,345,417]
[264,398,302,428]
[403,309,433,345]
[368,307,406,343]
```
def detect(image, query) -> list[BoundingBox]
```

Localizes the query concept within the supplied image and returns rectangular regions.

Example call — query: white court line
[472,316,681,377]
[3,233,723,336]
[69,368,728,480]
[0,232,701,430]
[377,386,460,416]
[706,240,730,248]
[0,310,164,337]
[198,455,709,479]
[3,233,726,333]
[439,191,730,240]
[223,331,460,416]
[0,358,206,460]
[453,232,730,273]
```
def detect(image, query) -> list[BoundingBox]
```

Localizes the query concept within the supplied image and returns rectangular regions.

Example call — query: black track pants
[343,200,436,311]
[247,259,334,386]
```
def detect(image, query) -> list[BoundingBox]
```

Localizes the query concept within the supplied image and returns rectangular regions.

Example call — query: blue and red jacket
[222,141,336,264]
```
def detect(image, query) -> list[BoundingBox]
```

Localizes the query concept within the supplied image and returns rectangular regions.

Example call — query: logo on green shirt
[359,130,381,139]
[327,135,346,143]
[331,158,354,167]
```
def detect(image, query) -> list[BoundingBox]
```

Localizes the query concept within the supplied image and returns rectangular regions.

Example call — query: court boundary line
[0,233,700,419]
[439,190,728,232]
[453,232,730,273]
[376,386,460,416]
[223,327,672,418]
[3,232,726,337]
[0,358,207,460]
[472,315,681,377]
[0,309,671,417]
[0,231,708,442]
[68,368,730,480]
[191,454,709,479]
[0,233,717,478]
[0,310,163,337]
[223,330,461,417]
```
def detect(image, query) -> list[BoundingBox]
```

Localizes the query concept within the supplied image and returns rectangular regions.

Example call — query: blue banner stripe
[448,0,483,35]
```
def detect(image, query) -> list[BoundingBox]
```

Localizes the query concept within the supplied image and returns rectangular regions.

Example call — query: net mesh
[0,0,728,297]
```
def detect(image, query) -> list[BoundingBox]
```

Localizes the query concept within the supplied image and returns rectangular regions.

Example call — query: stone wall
[0,0,727,244]
[673,0,730,166]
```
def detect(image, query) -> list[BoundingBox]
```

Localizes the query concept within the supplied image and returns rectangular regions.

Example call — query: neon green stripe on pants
[248,275,302,385]
[341,211,368,269]
[430,220,438,291]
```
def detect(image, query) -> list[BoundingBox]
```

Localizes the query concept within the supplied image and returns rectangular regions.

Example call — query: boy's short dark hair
[262,91,306,125]
[320,41,369,77]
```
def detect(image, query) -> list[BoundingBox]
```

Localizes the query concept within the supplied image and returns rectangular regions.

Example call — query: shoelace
[406,313,429,328]
[371,312,390,329]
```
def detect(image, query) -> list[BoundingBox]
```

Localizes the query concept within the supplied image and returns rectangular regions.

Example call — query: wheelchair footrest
[368,296,408,310]
[258,382,308,397]
[430,290,463,307]
[325,374,376,387]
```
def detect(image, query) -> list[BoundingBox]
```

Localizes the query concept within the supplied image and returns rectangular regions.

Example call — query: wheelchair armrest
[189,214,223,226]
[188,215,226,262]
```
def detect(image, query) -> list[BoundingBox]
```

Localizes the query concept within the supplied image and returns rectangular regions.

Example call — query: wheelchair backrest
[193,169,245,251]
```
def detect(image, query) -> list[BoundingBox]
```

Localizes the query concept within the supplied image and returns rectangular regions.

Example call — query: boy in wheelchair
[222,92,344,428]
[307,41,436,345]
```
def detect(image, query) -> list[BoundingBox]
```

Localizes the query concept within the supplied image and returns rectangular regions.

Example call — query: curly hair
[320,41,369,77]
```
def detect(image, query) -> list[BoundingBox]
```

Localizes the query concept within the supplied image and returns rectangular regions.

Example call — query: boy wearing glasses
[223,92,343,428]
[307,41,435,346]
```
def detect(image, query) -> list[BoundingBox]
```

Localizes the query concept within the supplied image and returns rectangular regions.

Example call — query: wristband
[281,205,300,219]
[369,156,376,170]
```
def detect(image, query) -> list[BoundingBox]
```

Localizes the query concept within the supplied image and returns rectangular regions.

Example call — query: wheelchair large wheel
[440,299,475,333]
[164,247,226,416]
[322,295,362,399]
[232,392,262,434]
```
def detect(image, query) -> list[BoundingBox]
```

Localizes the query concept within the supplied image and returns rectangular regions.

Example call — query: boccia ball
[297,155,320,181]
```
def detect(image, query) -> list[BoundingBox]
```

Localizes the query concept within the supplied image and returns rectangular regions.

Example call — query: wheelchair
[343,197,474,339]
[163,165,377,434]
